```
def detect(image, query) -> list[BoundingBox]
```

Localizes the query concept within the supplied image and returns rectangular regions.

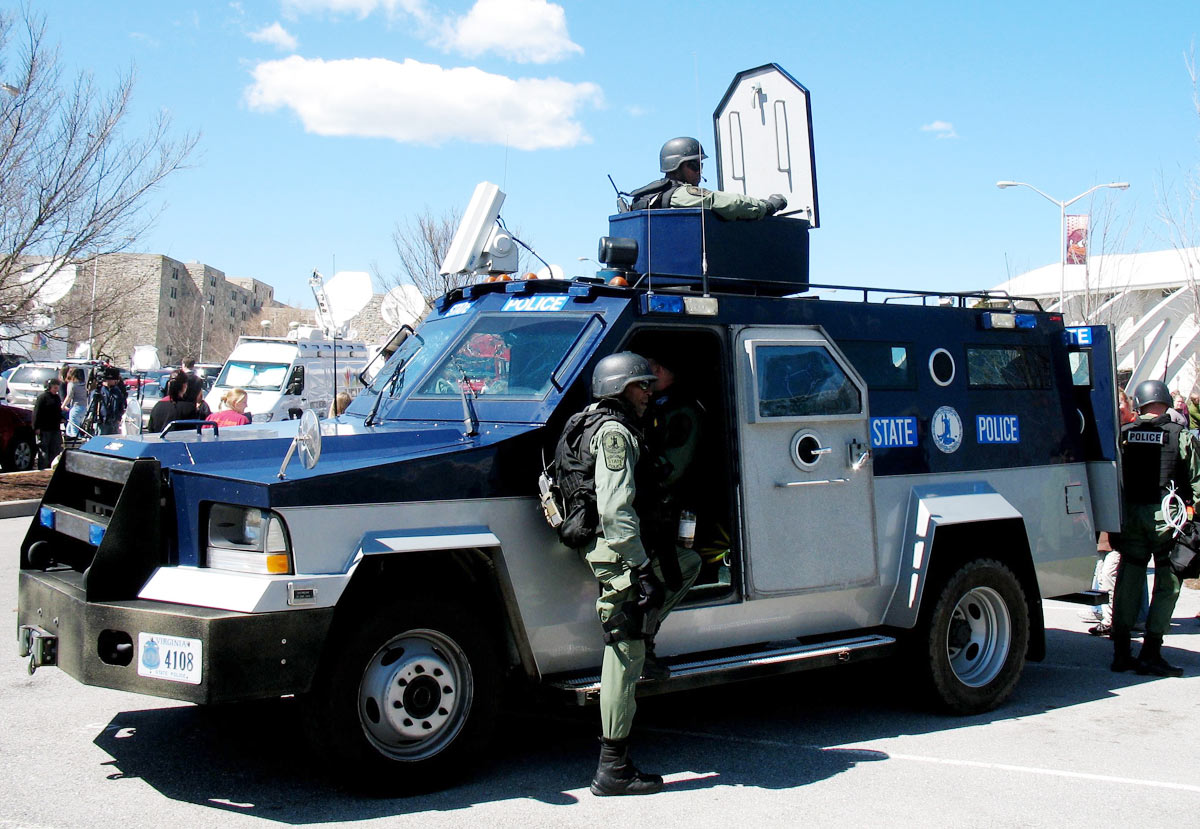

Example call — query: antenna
[440,182,518,278]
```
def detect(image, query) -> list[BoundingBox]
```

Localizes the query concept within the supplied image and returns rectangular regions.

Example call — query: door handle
[776,478,849,487]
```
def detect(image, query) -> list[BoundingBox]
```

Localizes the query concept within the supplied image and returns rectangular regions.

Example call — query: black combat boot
[1110,628,1136,672]
[642,639,671,681]
[590,737,664,796]
[1135,633,1184,677]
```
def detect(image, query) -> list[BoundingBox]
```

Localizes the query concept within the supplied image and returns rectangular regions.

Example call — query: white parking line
[644,727,1200,793]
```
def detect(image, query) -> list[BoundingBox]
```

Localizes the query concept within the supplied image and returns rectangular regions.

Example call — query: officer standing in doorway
[628,137,788,220]
[557,352,701,795]
[1111,379,1200,676]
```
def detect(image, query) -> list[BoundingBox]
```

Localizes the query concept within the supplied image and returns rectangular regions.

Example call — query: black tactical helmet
[659,136,708,173]
[1132,379,1172,411]
[592,352,656,399]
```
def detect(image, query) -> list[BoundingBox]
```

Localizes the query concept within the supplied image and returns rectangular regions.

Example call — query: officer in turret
[560,352,701,795]
[1111,379,1200,676]
[628,137,788,220]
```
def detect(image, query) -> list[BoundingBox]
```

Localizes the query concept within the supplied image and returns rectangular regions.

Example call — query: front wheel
[918,558,1029,714]
[4,433,34,471]
[308,602,499,793]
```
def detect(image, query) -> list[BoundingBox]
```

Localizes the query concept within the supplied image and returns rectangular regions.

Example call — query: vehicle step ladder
[547,633,897,705]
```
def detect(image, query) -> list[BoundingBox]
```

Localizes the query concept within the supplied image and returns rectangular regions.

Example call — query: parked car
[0,403,35,471]
[0,365,21,403]
[6,362,95,409]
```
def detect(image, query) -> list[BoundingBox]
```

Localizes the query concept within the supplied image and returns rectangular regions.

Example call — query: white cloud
[248,22,299,51]
[281,0,429,20]
[920,120,958,139]
[281,0,580,63]
[437,0,581,64]
[245,56,602,150]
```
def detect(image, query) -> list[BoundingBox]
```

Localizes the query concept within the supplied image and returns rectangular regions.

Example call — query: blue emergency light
[981,312,1037,330]
[38,507,53,529]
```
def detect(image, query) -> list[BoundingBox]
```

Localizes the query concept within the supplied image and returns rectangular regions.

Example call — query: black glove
[634,560,665,611]
[763,193,788,216]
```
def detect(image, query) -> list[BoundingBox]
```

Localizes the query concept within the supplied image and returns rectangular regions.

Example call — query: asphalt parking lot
[4,511,1200,828]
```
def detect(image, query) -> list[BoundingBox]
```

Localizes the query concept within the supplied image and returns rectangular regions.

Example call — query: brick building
[52,253,403,369]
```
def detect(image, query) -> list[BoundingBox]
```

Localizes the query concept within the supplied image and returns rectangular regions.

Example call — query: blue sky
[38,0,1200,307]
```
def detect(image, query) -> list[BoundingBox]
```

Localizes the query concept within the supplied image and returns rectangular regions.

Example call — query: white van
[205,328,368,422]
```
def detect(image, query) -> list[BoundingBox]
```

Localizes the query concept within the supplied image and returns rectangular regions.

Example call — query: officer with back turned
[553,352,701,795]
[628,137,788,220]
[1111,379,1200,676]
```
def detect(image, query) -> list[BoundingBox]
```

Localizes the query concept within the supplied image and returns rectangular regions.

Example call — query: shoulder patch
[601,431,628,471]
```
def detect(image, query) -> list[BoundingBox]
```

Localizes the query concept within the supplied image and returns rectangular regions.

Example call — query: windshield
[417,314,590,398]
[11,365,58,386]
[217,360,291,391]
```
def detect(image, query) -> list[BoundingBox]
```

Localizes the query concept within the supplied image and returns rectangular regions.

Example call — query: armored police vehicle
[16,65,1118,792]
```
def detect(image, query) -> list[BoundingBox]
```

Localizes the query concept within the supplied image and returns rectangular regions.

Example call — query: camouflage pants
[584,543,701,739]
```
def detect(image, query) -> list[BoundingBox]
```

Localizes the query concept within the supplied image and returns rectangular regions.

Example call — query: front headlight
[206,503,292,574]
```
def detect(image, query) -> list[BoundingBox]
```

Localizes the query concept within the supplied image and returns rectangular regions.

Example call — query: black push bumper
[18,568,335,705]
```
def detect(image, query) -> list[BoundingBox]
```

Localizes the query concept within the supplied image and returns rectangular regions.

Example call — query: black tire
[307,602,500,794]
[3,432,34,472]
[918,558,1029,715]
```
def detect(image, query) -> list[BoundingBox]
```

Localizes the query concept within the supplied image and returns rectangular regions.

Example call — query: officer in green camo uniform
[1111,379,1200,677]
[628,137,788,220]
[583,352,701,796]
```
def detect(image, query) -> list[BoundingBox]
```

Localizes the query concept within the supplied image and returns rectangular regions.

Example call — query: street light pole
[88,253,97,360]
[996,180,1130,316]
[199,301,206,363]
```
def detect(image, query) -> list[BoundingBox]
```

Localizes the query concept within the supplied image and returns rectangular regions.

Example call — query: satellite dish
[380,284,425,328]
[535,264,565,280]
[26,263,77,305]
[324,271,373,333]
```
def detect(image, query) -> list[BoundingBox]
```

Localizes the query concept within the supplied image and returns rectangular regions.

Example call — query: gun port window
[755,345,862,418]
[967,346,1052,390]
[1069,351,1092,387]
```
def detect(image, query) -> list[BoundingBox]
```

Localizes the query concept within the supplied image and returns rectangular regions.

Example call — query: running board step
[547,633,897,705]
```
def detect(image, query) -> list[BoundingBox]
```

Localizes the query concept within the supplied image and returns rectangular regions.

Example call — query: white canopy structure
[993,247,1200,394]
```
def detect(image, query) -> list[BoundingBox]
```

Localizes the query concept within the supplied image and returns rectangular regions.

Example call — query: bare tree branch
[0,7,196,344]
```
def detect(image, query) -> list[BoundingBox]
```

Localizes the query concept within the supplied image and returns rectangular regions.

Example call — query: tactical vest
[1121,414,1185,504]
[553,402,649,548]
[628,178,683,211]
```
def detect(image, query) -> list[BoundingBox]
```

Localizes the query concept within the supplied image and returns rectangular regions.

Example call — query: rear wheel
[918,558,1029,714]
[308,602,499,793]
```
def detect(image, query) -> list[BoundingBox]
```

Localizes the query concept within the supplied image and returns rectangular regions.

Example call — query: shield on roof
[712,64,820,228]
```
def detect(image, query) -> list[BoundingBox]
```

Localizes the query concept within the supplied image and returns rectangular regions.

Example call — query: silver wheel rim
[358,628,473,761]
[13,440,31,470]
[945,586,1011,688]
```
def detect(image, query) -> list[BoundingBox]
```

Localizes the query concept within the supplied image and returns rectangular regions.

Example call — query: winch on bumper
[18,567,334,704]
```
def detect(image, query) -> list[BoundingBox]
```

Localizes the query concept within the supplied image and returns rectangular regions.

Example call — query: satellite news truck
[16,64,1117,792]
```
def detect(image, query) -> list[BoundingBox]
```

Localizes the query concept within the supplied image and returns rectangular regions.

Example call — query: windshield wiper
[364,333,424,427]
[454,358,479,438]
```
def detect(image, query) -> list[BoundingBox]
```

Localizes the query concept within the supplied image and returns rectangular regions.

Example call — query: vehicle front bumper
[17,569,335,705]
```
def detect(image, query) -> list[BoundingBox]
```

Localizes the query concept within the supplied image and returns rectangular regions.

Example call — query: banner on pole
[1066,214,1088,265]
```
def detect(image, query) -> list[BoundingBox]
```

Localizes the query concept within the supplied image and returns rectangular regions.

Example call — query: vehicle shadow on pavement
[90,623,1189,823]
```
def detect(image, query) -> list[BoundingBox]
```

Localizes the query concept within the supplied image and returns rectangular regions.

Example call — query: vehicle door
[1065,325,1121,531]
[734,326,878,596]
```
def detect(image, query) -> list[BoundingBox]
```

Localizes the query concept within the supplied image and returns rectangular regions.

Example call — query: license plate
[136,632,202,684]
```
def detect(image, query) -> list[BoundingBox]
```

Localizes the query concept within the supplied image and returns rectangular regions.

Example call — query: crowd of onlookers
[21,357,255,470]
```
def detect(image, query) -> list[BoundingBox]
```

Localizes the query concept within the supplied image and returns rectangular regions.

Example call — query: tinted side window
[966,346,1051,389]
[756,345,862,417]
[839,341,915,390]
